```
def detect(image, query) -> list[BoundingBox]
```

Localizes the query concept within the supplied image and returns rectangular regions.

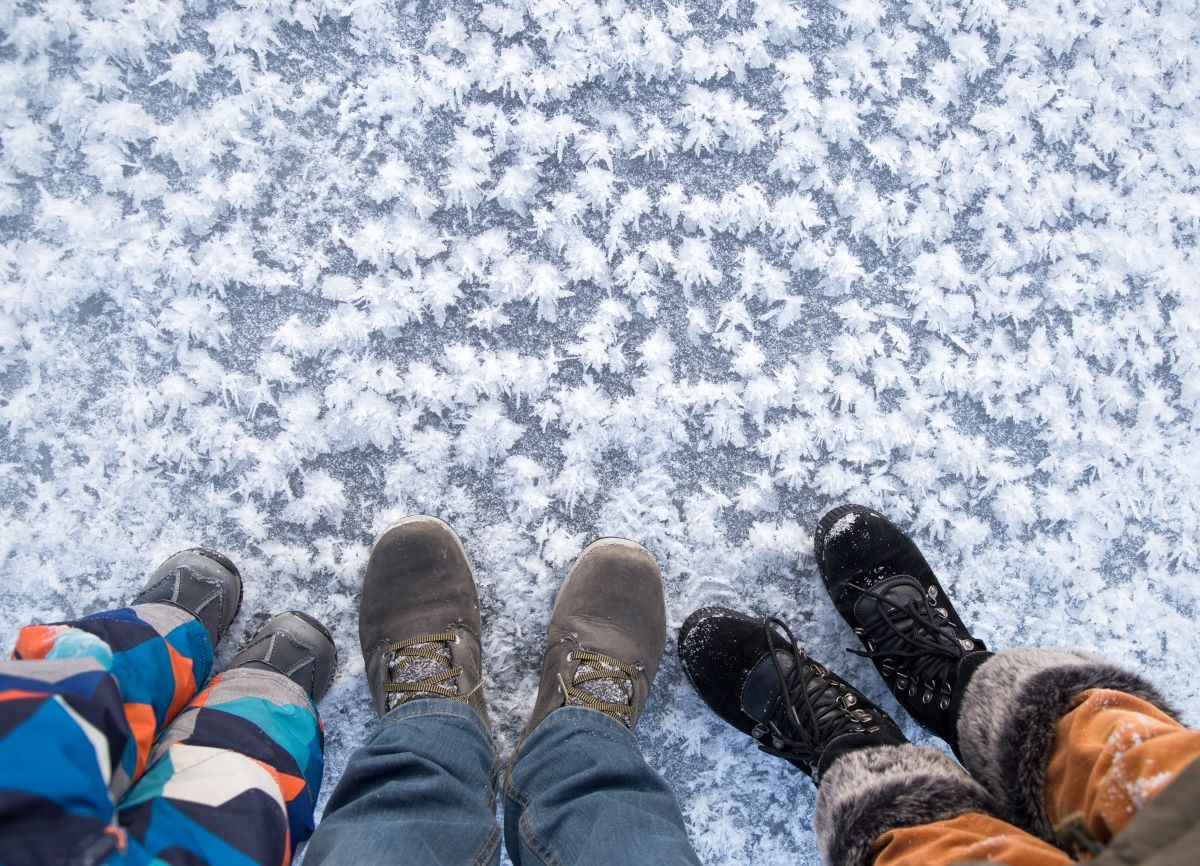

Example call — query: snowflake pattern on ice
[1,0,1199,862]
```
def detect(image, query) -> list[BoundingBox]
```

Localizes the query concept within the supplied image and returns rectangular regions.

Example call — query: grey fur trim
[815,744,996,866]
[956,648,1176,840]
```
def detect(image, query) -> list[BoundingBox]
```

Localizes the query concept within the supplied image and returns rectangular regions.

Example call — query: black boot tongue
[740,650,795,722]
[852,574,924,625]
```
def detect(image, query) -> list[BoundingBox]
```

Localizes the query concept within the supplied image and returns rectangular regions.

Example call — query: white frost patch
[1127,769,1176,809]
[825,512,859,543]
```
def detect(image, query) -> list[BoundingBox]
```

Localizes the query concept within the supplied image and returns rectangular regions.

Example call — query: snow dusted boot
[816,505,1182,846]
[678,608,906,782]
[679,608,995,866]
[358,516,490,729]
[520,538,665,737]
[815,505,992,752]
[230,611,337,702]
[134,548,243,649]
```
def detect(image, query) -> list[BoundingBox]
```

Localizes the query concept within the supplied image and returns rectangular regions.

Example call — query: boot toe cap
[232,611,337,704]
[679,606,773,736]
[138,548,243,644]
[360,515,480,649]
[815,505,922,594]
[554,537,666,666]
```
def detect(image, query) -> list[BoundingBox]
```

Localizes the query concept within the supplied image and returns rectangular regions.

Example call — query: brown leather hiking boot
[359,515,489,729]
[520,538,666,737]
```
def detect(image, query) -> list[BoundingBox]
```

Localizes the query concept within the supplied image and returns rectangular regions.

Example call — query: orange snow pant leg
[870,688,1200,866]
[871,811,1069,866]
[1043,688,1200,847]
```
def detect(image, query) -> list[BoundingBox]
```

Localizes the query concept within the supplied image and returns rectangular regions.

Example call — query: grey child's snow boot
[519,538,666,739]
[230,612,337,703]
[358,516,490,729]
[134,548,243,649]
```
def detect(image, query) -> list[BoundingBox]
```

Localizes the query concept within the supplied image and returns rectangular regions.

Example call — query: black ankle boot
[815,505,993,753]
[679,607,906,784]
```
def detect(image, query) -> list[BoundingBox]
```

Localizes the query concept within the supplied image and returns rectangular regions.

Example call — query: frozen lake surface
[2,0,1199,861]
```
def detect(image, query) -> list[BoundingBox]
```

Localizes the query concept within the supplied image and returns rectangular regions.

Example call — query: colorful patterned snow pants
[0,602,324,866]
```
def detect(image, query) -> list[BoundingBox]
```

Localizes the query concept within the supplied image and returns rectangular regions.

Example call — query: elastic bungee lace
[383,631,482,705]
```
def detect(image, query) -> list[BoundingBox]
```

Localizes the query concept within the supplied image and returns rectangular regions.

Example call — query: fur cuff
[815,744,996,866]
[956,649,1175,840]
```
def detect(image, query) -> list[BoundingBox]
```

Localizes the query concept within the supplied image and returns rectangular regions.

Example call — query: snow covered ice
[2,0,1200,861]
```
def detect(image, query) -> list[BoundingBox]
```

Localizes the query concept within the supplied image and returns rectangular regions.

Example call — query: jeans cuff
[514,705,636,765]
[380,697,493,742]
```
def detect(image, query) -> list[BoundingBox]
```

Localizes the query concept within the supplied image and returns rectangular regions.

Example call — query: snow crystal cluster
[2,0,1199,862]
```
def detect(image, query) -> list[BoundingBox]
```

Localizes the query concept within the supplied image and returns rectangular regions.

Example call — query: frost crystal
[2,0,1200,861]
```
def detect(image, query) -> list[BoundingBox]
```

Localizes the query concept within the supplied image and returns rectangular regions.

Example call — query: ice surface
[2,0,1199,863]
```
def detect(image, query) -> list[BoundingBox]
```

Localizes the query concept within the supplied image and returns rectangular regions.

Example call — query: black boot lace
[750,617,882,763]
[847,582,975,712]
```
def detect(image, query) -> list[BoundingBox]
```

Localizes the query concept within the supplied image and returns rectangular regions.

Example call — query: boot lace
[847,582,974,711]
[383,632,481,709]
[752,617,880,763]
[558,650,639,727]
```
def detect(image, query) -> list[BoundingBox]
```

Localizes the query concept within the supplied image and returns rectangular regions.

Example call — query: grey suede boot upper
[521,538,666,737]
[230,611,337,703]
[134,548,242,649]
[358,516,490,728]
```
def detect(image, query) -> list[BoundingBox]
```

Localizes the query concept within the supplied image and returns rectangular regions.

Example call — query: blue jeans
[304,699,701,865]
